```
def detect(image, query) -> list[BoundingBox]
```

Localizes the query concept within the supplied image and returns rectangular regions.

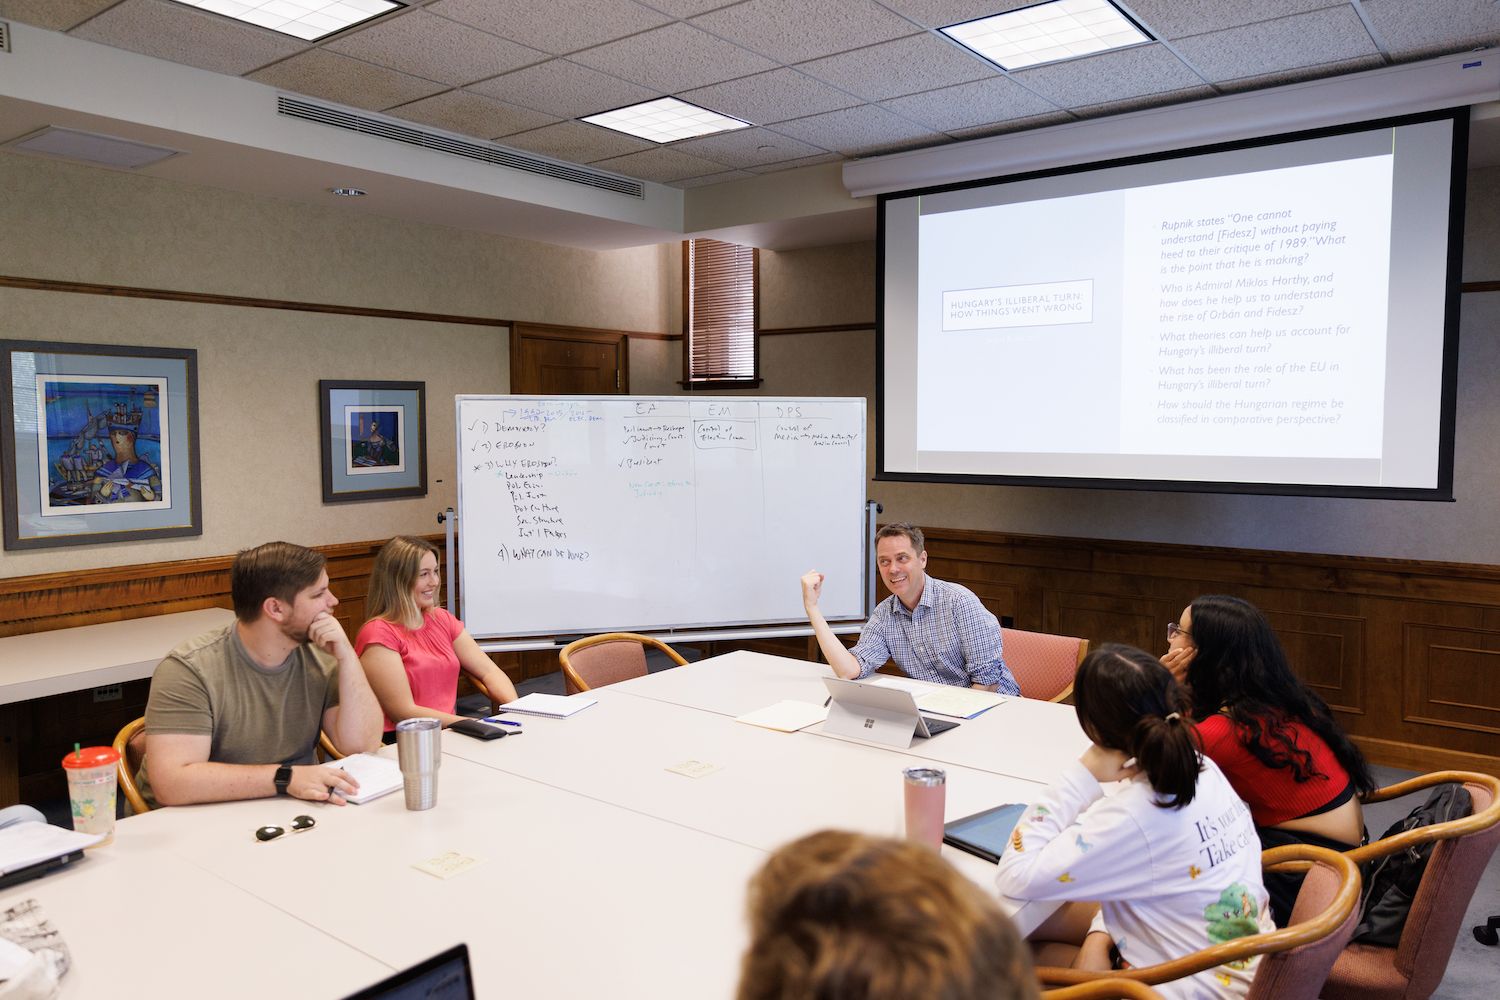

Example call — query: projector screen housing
[877,109,1466,500]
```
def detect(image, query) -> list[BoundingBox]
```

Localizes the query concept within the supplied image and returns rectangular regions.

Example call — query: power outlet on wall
[92,684,122,703]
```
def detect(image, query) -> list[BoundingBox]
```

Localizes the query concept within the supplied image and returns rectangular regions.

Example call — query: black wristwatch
[274,765,293,797]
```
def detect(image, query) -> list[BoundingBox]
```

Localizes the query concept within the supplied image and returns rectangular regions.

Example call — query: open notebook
[488,693,598,719]
[327,753,403,804]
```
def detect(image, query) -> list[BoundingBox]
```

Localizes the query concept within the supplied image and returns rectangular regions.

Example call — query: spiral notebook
[487,693,598,719]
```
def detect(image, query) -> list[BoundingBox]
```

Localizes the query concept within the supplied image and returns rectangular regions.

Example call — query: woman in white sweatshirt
[995,643,1274,1000]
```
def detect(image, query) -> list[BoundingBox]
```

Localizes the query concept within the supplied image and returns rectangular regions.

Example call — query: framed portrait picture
[0,340,202,550]
[319,380,427,503]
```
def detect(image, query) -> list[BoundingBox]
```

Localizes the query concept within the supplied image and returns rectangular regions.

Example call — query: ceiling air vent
[276,96,644,198]
[0,21,11,53]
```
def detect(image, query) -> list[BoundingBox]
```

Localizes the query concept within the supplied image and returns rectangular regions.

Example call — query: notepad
[735,700,828,733]
[869,676,1007,719]
[488,692,598,719]
[0,823,103,887]
[327,753,403,804]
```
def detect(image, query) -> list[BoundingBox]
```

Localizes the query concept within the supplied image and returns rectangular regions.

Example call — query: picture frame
[1,340,202,550]
[319,380,427,503]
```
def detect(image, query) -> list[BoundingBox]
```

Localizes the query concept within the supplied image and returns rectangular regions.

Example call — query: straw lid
[62,746,120,769]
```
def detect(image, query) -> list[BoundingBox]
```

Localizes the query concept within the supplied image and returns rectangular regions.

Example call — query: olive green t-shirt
[138,623,339,806]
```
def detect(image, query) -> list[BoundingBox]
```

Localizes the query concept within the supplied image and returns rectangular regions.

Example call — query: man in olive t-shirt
[141,541,383,807]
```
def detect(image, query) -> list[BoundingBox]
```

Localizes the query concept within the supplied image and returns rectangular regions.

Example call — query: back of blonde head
[737,830,1039,1000]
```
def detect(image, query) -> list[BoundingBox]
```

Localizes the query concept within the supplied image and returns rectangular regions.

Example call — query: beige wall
[0,154,677,578]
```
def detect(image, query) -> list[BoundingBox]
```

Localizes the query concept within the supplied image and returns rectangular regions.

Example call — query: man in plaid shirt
[801,523,1017,694]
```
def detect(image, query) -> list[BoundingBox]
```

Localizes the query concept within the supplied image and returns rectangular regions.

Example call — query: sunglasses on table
[254,815,316,842]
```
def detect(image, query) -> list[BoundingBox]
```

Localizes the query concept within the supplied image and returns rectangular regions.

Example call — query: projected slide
[882,113,1460,495]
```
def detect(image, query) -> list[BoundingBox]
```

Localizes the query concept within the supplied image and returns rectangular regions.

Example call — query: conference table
[0,650,1091,999]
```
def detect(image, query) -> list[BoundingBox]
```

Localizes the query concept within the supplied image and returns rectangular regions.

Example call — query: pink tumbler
[903,767,946,848]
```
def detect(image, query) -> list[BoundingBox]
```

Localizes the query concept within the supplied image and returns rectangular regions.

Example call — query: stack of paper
[735,700,828,733]
[489,693,598,719]
[870,676,1007,719]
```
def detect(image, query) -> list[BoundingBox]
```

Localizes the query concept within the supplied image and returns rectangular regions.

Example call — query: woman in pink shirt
[356,536,517,741]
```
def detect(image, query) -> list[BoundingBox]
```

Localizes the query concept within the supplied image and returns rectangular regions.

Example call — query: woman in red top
[1164,594,1374,925]
[356,536,517,742]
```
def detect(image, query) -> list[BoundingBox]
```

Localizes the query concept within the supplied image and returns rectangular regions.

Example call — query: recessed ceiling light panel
[581,98,752,144]
[171,0,403,42]
[942,0,1150,72]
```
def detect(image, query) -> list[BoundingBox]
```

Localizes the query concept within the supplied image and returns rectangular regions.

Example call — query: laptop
[341,943,475,1000]
[822,677,960,749]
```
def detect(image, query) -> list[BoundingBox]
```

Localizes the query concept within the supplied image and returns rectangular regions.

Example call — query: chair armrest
[1346,771,1500,866]
[1034,845,1359,989]
[1041,977,1163,999]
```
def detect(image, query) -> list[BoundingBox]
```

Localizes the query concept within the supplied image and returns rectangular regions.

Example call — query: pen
[485,718,524,727]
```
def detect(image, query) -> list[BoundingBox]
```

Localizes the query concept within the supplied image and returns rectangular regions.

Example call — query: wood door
[510,322,628,394]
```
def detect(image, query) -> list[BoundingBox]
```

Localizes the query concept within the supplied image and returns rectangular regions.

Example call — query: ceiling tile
[388,90,559,140]
[570,22,778,93]
[669,127,828,167]
[250,50,448,112]
[427,0,672,56]
[68,0,303,76]
[769,104,945,156]
[679,68,861,126]
[1171,6,1380,82]
[1215,54,1386,93]
[1124,1,1348,40]
[882,76,1062,132]
[746,151,844,173]
[691,0,919,64]
[1362,0,1500,60]
[947,110,1075,139]
[326,10,545,87]
[0,0,116,31]
[1072,85,1219,120]
[673,168,755,188]
[468,60,658,120]
[797,32,996,102]
[501,120,657,163]
[871,1,1033,30]
[1009,42,1205,108]
[639,0,742,15]
[591,146,733,182]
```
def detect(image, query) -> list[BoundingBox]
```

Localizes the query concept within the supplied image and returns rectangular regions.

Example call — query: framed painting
[319,380,426,503]
[0,340,202,550]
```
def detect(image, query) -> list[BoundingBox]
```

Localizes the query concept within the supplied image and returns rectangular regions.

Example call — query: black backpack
[1353,784,1473,946]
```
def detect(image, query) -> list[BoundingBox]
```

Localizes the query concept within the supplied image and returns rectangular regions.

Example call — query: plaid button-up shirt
[850,577,1017,693]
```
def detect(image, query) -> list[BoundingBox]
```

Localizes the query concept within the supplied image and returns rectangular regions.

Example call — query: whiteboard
[456,396,867,639]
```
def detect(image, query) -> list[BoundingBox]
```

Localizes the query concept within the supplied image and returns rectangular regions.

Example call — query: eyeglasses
[254,815,316,842]
[1166,622,1193,641]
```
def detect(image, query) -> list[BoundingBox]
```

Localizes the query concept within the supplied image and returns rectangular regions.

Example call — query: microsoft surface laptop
[342,943,474,1000]
[822,677,960,748]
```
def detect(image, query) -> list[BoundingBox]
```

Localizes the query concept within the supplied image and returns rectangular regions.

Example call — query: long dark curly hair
[1185,594,1374,795]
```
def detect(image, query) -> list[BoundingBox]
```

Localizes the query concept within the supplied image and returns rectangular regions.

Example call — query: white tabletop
[0,647,1089,998]
[0,608,233,704]
[448,687,1055,935]
[610,649,1093,784]
[0,835,390,999]
[147,751,766,1000]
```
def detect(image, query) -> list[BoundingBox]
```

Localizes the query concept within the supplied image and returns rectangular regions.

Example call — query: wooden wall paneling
[919,526,1500,777]
[1403,623,1500,736]
[1261,608,1365,715]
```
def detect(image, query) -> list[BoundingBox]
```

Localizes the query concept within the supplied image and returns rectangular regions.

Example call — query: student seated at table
[356,536,517,743]
[1164,594,1374,926]
[738,829,1040,1000]
[801,522,1018,693]
[142,541,383,806]
[996,644,1273,1000]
